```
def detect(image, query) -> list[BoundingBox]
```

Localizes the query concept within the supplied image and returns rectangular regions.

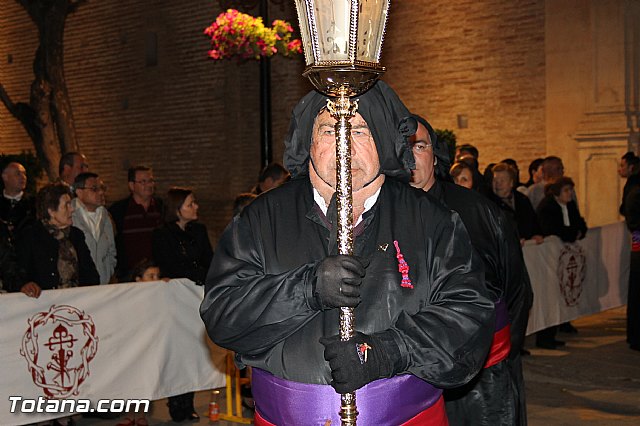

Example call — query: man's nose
[350,139,358,157]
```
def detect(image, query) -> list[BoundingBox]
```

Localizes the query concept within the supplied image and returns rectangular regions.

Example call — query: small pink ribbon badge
[394,240,413,289]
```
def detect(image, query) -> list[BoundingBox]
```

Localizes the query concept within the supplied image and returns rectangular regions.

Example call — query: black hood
[409,114,451,180]
[283,80,416,182]
[400,114,451,181]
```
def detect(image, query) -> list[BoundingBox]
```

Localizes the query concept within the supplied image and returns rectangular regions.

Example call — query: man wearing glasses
[72,172,117,284]
[109,166,164,281]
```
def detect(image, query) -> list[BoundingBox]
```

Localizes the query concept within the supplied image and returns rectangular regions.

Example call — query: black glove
[320,332,396,394]
[312,255,368,309]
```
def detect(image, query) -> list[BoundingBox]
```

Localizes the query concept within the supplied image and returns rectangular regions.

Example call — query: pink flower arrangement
[204,9,302,61]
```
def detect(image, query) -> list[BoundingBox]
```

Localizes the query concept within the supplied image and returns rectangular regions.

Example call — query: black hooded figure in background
[408,114,533,425]
[200,81,495,425]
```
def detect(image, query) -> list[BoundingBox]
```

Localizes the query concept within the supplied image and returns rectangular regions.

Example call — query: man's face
[492,171,513,198]
[2,163,27,193]
[545,159,564,180]
[76,177,106,210]
[262,172,290,192]
[409,123,436,192]
[619,159,630,178]
[310,110,380,191]
[66,154,89,182]
[128,170,155,200]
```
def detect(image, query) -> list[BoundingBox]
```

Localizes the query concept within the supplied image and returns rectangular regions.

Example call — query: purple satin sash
[252,368,442,425]
[494,299,508,331]
[632,230,640,252]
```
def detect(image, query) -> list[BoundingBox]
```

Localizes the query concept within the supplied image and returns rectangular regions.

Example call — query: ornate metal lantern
[295,0,389,96]
[294,1,390,425]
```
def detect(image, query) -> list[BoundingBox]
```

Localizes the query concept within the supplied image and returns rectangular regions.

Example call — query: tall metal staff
[294,1,390,424]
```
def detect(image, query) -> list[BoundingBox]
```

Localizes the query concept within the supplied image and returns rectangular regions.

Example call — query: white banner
[0,279,226,426]
[524,221,630,334]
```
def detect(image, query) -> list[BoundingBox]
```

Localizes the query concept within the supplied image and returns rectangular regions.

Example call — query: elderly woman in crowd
[152,186,213,422]
[491,162,544,245]
[16,183,100,298]
[537,177,587,243]
[534,176,587,349]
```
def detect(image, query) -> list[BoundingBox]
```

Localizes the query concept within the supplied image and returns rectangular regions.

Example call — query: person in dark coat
[410,114,532,425]
[623,168,640,351]
[537,177,587,244]
[0,162,35,238]
[619,152,640,216]
[15,183,99,297]
[535,177,587,349]
[152,187,212,286]
[153,187,213,422]
[201,81,495,425]
[490,162,544,245]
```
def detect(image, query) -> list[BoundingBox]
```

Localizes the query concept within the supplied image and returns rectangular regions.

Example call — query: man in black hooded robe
[408,114,532,425]
[201,81,495,425]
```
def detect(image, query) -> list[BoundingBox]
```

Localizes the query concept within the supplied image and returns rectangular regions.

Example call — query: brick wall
[0,2,39,154]
[0,1,546,243]
[384,0,546,176]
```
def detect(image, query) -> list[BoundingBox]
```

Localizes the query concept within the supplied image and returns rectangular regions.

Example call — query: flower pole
[205,9,302,168]
[259,0,271,168]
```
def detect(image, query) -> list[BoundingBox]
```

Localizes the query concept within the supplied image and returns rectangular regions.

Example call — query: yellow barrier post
[218,351,252,424]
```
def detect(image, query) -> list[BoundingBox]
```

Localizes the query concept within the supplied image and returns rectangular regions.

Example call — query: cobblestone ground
[524,306,640,426]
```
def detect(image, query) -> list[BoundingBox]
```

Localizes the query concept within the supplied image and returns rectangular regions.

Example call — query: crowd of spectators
[447,149,594,350]
[0,155,289,424]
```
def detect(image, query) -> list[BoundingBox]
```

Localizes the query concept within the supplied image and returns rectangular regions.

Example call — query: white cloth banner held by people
[524,221,630,335]
[0,279,226,426]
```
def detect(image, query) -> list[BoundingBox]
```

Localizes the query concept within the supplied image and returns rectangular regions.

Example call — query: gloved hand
[319,332,393,394]
[313,255,368,309]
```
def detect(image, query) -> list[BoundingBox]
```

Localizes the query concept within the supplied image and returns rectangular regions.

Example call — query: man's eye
[413,142,432,152]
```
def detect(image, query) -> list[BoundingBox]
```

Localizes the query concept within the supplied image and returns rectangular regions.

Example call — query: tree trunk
[0,0,82,180]
[30,76,61,179]
[39,0,79,155]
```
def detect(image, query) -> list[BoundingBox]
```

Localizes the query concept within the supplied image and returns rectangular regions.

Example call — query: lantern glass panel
[294,0,314,65]
[357,0,389,63]
[313,0,351,62]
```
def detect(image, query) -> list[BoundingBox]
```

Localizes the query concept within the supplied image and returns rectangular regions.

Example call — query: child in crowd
[131,259,162,282]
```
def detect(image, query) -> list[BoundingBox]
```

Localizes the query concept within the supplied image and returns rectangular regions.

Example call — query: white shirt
[3,190,23,202]
[558,200,571,227]
[313,187,381,226]
[74,199,104,241]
